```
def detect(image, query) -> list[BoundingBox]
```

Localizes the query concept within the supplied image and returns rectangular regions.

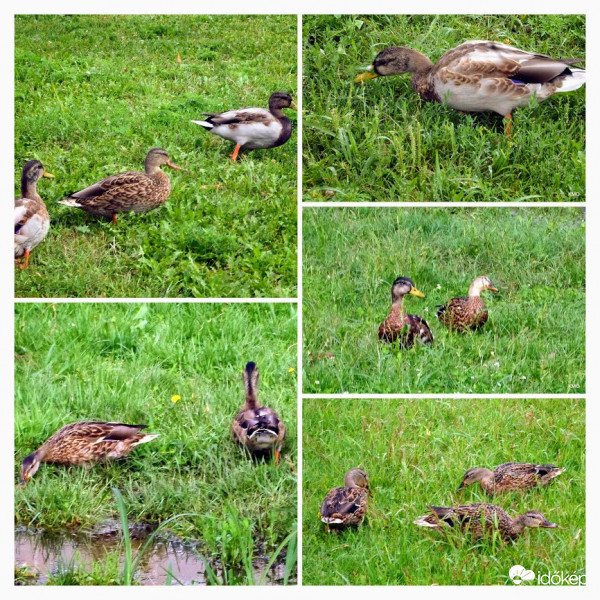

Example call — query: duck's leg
[22,249,30,269]
[230,144,241,162]
[112,213,118,225]
[503,114,513,138]
[274,449,280,466]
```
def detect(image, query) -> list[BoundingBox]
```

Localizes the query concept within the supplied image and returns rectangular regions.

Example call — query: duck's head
[355,46,433,82]
[519,511,558,529]
[22,160,54,185]
[145,148,182,172]
[269,92,297,111]
[468,276,499,297]
[457,467,491,490]
[344,467,372,496]
[391,276,425,303]
[19,452,41,486]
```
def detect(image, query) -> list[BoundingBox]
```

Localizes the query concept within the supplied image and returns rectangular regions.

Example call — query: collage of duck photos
[12,8,590,592]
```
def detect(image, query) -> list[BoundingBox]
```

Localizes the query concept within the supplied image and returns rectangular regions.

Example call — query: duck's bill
[487,285,499,293]
[43,171,55,179]
[248,428,278,440]
[355,70,378,83]
[410,286,425,298]
[290,101,298,110]
[541,520,558,528]
[456,482,465,491]
[167,160,182,170]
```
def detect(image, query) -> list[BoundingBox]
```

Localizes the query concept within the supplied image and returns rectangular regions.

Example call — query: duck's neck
[21,174,40,200]
[509,516,527,535]
[468,281,484,297]
[408,52,436,102]
[269,106,287,121]
[478,469,496,492]
[391,295,406,316]
[145,160,163,175]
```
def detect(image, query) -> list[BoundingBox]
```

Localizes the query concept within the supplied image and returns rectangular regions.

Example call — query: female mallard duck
[458,462,565,494]
[414,503,557,542]
[14,160,54,269]
[59,148,181,224]
[355,41,585,134]
[232,362,286,465]
[379,277,434,347]
[191,92,297,161]
[19,421,159,485]
[320,468,371,531]
[436,276,498,332]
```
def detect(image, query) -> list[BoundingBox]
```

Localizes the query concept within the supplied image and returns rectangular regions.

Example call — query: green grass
[14,302,297,584]
[302,207,585,393]
[302,398,585,585]
[15,15,297,297]
[302,14,585,201]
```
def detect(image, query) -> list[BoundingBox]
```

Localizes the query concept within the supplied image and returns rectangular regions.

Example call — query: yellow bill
[410,286,425,298]
[355,70,379,83]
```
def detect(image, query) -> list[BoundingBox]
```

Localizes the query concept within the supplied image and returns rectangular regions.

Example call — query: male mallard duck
[191,92,297,161]
[14,160,54,269]
[436,276,498,332]
[379,277,434,347]
[320,468,371,531]
[19,421,159,485]
[355,41,585,134]
[59,148,181,224]
[458,462,565,495]
[414,503,557,542]
[232,362,286,465]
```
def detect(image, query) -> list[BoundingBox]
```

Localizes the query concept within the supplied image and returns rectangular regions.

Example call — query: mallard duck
[59,148,181,224]
[355,41,585,134]
[414,503,557,542]
[458,462,565,494]
[320,468,371,531]
[232,362,286,465]
[378,277,434,347]
[436,276,498,332]
[19,421,159,485]
[14,160,54,269]
[191,92,297,161]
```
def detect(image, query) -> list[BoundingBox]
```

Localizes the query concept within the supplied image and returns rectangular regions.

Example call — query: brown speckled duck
[355,41,585,134]
[414,503,557,542]
[436,276,498,332]
[19,421,159,485]
[14,160,54,269]
[320,468,371,531]
[379,277,434,347]
[59,148,181,224]
[191,92,296,161]
[232,362,286,465]
[458,462,566,495]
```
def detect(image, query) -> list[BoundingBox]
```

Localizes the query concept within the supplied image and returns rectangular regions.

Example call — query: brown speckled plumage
[232,362,286,465]
[320,468,371,530]
[414,503,557,542]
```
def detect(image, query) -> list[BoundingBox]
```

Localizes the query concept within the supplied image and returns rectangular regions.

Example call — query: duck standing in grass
[379,276,434,347]
[19,422,159,485]
[355,41,585,135]
[414,503,557,542]
[14,160,54,269]
[458,462,565,494]
[320,468,371,531]
[232,362,286,465]
[59,148,181,225]
[191,92,297,161]
[436,276,498,332]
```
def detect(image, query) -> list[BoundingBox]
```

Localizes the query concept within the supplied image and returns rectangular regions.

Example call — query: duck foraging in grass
[378,276,434,347]
[458,462,566,495]
[19,421,159,486]
[414,503,558,542]
[14,160,54,269]
[436,276,498,332]
[355,41,585,135]
[320,468,371,531]
[232,362,286,465]
[191,92,297,161]
[59,148,181,225]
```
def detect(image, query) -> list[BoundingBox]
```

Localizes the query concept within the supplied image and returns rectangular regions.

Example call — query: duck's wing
[67,171,151,201]
[203,107,274,126]
[320,487,366,521]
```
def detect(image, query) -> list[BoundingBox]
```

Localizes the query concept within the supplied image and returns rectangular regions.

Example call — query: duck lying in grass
[436,276,498,332]
[191,92,297,161]
[355,41,585,135]
[320,468,371,531]
[458,462,565,494]
[19,422,159,485]
[232,362,286,465]
[59,148,181,225]
[14,160,54,269]
[379,277,434,347]
[414,503,557,542]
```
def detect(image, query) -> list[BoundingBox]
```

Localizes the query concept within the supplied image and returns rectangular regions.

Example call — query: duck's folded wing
[205,107,273,126]
[68,171,148,199]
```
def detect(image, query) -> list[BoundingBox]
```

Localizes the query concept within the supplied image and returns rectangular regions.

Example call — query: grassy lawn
[14,302,297,584]
[302,398,585,585]
[15,15,297,298]
[302,207,585,393]
[302,14,585,201]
